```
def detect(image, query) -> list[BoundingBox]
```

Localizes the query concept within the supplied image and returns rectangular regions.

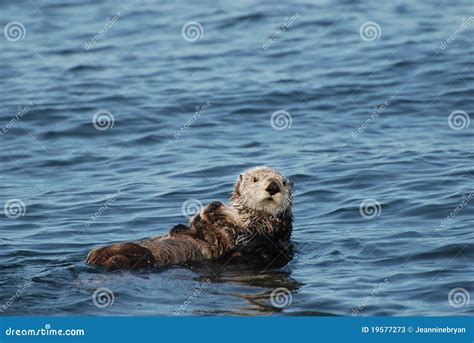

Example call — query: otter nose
[265,181,280,196]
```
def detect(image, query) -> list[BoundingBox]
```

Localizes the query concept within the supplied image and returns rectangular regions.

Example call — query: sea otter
[86,166,293,270]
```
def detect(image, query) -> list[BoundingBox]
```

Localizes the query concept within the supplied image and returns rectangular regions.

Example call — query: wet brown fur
[86,167,293,270]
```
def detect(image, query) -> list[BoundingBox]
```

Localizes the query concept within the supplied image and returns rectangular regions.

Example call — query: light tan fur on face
[232,166,292,215]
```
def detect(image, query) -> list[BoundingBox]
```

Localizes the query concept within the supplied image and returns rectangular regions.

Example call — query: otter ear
[234,175,243,196]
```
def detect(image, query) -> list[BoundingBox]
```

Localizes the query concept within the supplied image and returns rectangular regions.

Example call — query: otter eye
[283,180,287,186]
[253,177,258,183]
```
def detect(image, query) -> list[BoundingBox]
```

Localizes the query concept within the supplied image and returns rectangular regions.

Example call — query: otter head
[231,166,293,215]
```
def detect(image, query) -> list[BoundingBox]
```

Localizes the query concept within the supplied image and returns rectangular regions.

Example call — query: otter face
[233,166,293,214]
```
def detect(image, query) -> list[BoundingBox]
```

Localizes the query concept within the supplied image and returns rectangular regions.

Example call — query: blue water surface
[0,0,473,316]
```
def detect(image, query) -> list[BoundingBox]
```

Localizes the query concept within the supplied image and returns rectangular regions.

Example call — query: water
[1,0,473,316]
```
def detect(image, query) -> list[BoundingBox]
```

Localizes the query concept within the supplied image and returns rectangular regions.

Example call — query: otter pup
[86,166,293,270]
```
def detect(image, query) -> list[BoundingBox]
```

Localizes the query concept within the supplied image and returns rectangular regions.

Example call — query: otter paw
[117,243,155,270]
[191,214,206,231]
[86,246,112,265]
[104,255,131,271]
[170,224,189,235]
[86,243,155,270]
[202,201,226,221]
[207,201,224,210]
